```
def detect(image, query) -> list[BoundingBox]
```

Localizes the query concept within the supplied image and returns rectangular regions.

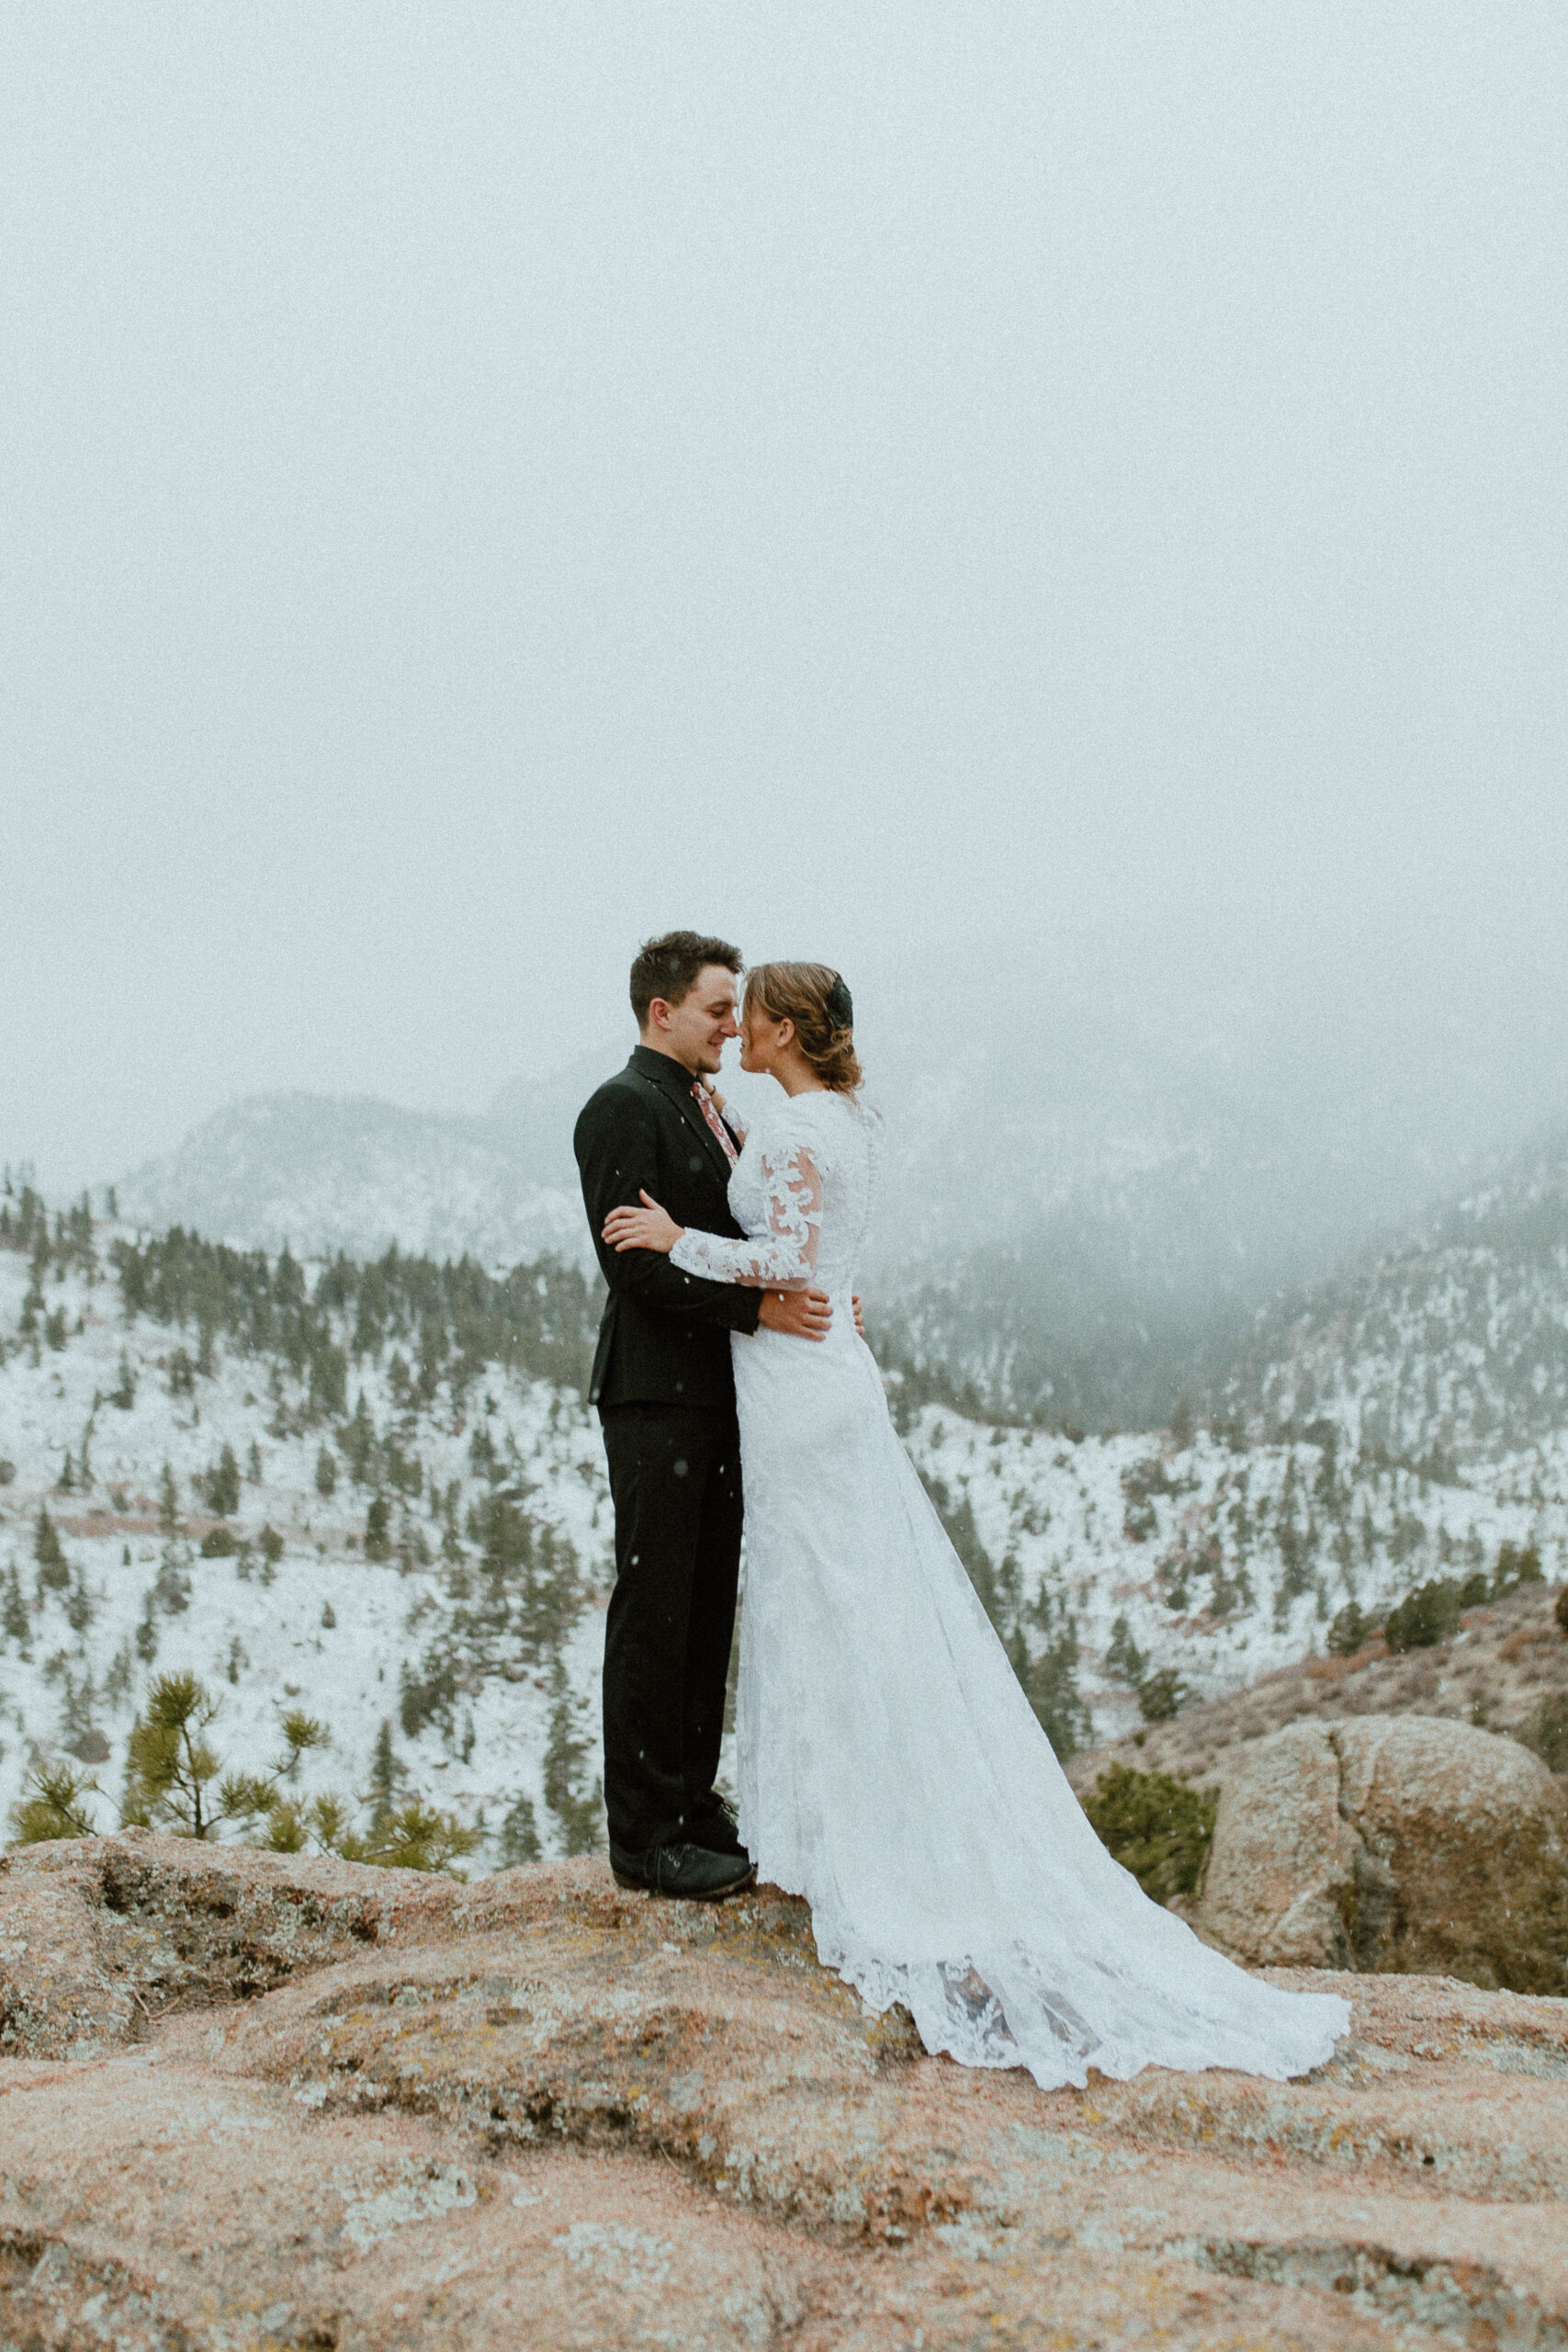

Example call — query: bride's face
[739,1003,792,1075]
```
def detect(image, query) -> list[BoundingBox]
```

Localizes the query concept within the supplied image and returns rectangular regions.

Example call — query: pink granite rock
[1199,1713,1568,1993]
[3,1834,1567,2347]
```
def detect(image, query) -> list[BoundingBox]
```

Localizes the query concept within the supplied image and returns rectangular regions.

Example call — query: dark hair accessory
[825,974,853,1028]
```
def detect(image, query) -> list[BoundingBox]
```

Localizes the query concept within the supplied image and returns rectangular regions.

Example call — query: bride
[602,961,1348,2090]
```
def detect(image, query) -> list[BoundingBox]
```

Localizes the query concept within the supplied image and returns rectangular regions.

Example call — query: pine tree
[359,1799,480,1876]
[65,1566,95,1634]
[364,1494,391,1562]
[2,1561,28,1642]
[109,1351,137,1410]
[120,1672,327,1839]
[246,1440,263,1484]
[542,1658,604,1854]
[1105,1613,1148,1688]
[498,1792,542,1868]
[158,1463,180,1533]
[344,1393,377,1485]
[315,1446,338,1498]
[35,1506,69,1590]
[9,1760,100,1843]
[367,1718,403,1827]
[206,1442,241,1518]
[1021,1615,1091,1757]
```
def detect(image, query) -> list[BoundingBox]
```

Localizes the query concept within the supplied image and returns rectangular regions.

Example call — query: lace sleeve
[669,1138,823,1287]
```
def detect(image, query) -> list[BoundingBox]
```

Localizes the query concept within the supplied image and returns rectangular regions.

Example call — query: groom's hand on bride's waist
[759,1288,833,1341]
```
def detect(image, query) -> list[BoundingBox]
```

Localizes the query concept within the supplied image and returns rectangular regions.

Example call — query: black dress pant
[598,1399,744,1855]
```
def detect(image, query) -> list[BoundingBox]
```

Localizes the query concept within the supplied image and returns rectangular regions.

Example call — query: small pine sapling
[158,1463,181,1533]
[120,1674,329,1840]
[362,1799,481,1876]
[9,1760,100,1844]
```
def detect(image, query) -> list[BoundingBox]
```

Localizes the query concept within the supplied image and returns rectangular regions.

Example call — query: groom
[574,931,835,1899]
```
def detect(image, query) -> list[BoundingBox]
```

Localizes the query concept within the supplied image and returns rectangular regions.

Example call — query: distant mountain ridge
[118,1091,592,1273]
[114,1006,1568,1435]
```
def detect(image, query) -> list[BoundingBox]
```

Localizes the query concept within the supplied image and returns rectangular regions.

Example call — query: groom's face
[660,966,740,1075]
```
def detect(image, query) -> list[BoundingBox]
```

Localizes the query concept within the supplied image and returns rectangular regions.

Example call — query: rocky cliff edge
[4,1833,1568,2349]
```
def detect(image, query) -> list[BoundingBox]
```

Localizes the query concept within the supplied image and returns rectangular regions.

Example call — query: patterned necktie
[691,1081,739,1170]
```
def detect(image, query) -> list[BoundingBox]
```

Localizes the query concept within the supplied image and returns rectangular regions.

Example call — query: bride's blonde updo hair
[744,961,863,1092]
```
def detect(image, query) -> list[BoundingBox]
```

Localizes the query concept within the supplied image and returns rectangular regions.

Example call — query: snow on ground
[5,1225,1564,1869]
[0,1238,615,1863]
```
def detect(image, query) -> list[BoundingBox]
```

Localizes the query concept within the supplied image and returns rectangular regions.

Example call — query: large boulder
[1200,1713,1568,1993]
[1191,1722,1360,1967]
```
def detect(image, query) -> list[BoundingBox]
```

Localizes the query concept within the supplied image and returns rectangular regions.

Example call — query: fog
[3,4,1564,1195]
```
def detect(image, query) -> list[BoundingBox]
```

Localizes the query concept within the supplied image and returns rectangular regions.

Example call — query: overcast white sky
[3,4,1564,1191]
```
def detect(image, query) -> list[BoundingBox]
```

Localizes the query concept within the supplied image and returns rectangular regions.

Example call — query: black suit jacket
[574,1046,763,1409]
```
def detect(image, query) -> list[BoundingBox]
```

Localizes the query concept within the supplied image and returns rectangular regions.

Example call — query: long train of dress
[670,1086,1348,2087]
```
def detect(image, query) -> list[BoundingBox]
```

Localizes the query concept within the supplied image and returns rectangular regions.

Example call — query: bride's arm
[602,1141,824,1288]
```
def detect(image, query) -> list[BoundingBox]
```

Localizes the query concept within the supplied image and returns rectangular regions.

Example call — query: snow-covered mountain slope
[0,1212,609,1866]
[1209,1116,1568,1464]
[118,1093,591,1273]
[904,1397,1566,1751]
[5,1195,1562,1868]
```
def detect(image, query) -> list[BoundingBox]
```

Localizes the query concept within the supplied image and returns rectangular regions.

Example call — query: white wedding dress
[670,1086,1348,2087]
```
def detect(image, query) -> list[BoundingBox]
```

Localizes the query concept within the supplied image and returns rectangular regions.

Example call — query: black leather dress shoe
[609,1841,755,1900]
[688,1798,746,1859]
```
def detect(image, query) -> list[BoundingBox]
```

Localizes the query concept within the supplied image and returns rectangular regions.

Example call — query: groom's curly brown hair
[629,931,743,1027]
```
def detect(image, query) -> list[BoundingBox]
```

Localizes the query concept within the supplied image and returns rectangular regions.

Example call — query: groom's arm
[574,1095,763,1335]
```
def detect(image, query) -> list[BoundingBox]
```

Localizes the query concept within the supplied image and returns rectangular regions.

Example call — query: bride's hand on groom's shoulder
[603,1192,683,1255]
